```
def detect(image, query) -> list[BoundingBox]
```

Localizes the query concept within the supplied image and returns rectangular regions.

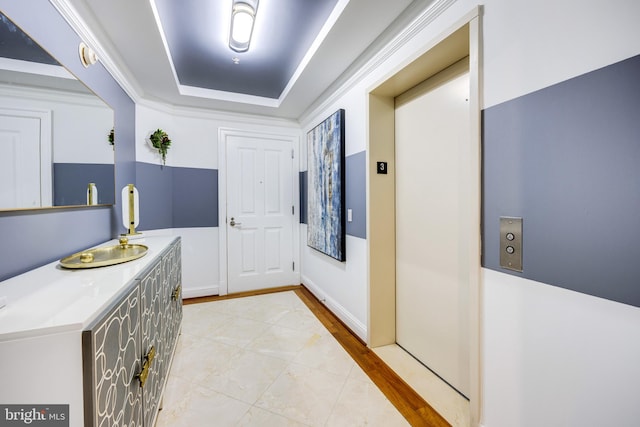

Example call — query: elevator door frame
[367,11,482,426]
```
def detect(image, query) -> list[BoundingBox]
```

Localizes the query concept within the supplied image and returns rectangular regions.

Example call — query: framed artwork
[307,109,346,261]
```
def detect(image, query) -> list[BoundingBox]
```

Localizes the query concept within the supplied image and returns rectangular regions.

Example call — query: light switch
[500,217,522,272]
[347,209,353,222]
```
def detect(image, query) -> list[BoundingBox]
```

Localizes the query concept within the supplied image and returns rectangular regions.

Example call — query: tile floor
[155,291,410,426]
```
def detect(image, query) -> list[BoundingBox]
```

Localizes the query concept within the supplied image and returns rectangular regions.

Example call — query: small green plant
[149,129,172,165]
[108,128,114,146]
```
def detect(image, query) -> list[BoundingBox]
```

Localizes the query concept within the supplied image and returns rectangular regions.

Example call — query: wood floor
[185,285,450,427]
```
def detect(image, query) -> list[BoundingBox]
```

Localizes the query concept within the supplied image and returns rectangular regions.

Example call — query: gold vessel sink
[60,237,148,269]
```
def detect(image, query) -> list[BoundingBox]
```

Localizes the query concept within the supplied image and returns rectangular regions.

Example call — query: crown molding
[136,97,300,130]
[278,0,350,105]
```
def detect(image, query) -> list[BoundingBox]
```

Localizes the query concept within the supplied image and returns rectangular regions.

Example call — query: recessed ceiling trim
[151,0,279,107]
[149,0,183,98]
[278,0,350,104]
[151,0,349,109]
[178,83,280,108]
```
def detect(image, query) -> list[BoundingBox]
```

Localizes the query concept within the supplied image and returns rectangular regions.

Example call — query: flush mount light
[79,42,98,67]
[229,1,258,52]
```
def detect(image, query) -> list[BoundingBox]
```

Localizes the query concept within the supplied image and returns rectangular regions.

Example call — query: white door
[394,60,471,397]
[0,114,45,209]
[226,135,295,293]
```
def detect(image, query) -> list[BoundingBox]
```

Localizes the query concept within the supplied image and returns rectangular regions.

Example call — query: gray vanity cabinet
[81,283,143,427]
[82,238,182,427]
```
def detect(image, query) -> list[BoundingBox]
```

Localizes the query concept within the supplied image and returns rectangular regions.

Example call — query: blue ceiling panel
[155,0,339,99]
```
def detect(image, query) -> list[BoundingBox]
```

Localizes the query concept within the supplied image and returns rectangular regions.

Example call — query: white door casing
[394,60,471,397]
[0,109,52,209]
[219,129,299,294]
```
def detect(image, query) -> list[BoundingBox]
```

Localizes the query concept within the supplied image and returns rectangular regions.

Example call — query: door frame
[218,127,301,296]
[366,9,482,425]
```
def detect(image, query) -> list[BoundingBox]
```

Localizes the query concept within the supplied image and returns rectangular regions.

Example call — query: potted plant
[149,129,172,165]
[108,128,114,147]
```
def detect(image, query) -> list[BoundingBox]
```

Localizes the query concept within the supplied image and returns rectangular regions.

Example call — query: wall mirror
[0,12,115,211]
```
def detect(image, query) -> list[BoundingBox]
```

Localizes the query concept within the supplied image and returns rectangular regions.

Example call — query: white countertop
[0,234,178,342]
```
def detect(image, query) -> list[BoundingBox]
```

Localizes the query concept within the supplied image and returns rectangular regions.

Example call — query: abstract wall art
[307,109,346,261]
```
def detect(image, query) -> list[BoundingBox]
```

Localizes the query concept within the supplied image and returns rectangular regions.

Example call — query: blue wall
[53,164,115,205]
[135,162,173,231]
[0,1,135,281]
[300,171,308,224]
[172,167,218,228]
[135,163,218,232]
[345,151,367,239]
[300,150,367,239]
[483,53,640,308]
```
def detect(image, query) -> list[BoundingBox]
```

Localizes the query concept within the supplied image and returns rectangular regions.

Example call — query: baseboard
[301,275,367,341]
[182,284,220,299]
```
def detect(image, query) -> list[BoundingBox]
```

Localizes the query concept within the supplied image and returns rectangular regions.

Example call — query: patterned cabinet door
[82,285,142,427]
[162,238,183,379]
[139,258,164,427]
[175,240,182,338]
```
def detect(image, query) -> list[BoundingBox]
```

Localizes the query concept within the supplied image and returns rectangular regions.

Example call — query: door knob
[229,217,242,227]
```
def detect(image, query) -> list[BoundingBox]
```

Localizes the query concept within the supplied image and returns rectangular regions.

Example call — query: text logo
[0,405,68,427]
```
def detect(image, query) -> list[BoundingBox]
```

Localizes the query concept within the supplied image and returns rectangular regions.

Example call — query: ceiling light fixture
[229,1,258,53]
[78,42,98,67]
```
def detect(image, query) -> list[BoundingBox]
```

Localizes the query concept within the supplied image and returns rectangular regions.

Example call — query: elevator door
[394,59,471,397]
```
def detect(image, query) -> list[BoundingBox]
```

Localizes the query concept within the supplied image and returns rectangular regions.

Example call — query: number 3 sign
[376,161,388,174]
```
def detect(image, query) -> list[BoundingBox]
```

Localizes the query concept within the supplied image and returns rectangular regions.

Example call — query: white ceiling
[61,0,433,120]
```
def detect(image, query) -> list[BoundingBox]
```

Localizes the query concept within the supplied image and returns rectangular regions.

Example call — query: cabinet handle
[172,284,182,301]
[137,345,156,388]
